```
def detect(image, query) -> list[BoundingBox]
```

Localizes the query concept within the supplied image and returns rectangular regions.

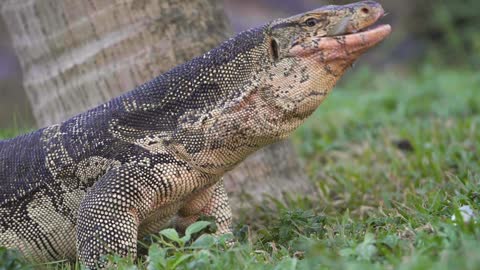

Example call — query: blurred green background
[0,0,477,129]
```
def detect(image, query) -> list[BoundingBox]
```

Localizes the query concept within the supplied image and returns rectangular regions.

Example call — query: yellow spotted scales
[0,1,390,268]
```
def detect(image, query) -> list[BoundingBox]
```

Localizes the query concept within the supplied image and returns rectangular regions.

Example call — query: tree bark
[1,0,312,214]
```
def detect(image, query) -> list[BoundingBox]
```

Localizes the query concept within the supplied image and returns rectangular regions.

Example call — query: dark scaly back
[0,131,49,205]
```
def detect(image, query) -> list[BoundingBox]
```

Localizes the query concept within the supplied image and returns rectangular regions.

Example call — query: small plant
[145,221,232,269]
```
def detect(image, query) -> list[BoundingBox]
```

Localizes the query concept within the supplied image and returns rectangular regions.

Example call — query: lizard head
[268,0,390,61]
[255,0,391,136]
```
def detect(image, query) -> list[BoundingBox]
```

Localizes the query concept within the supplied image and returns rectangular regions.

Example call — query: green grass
[1,65,479,269]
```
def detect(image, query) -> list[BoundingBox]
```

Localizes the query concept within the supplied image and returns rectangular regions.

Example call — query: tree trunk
[1,0,312,214]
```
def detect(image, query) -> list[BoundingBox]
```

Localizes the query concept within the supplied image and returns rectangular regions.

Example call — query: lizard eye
[305,18,317,27]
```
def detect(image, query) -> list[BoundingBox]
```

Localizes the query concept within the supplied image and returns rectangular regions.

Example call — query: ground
[1,65,479,269]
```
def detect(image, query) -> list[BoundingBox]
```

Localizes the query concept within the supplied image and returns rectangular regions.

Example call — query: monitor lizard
[0,1,391,268]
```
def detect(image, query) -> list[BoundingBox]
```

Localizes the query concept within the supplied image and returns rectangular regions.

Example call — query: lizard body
[0,1,391,268]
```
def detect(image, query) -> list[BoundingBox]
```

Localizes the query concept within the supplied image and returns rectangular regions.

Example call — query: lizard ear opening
[269,38,279,62]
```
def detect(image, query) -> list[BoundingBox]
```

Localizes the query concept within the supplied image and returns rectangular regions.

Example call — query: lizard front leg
[76,155,218,268]
[175,180,233,236]
[76,164,144,269]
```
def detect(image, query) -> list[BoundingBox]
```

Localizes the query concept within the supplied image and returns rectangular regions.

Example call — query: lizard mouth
[328,23,392,58]
[289,16,391,62]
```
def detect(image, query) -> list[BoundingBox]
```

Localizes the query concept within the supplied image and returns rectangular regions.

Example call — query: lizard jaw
[288,24,391,62]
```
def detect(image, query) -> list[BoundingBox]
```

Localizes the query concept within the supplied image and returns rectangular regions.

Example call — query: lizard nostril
[360,7,370,15]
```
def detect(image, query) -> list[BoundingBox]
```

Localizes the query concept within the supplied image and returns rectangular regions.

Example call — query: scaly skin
[0,1,391,268]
